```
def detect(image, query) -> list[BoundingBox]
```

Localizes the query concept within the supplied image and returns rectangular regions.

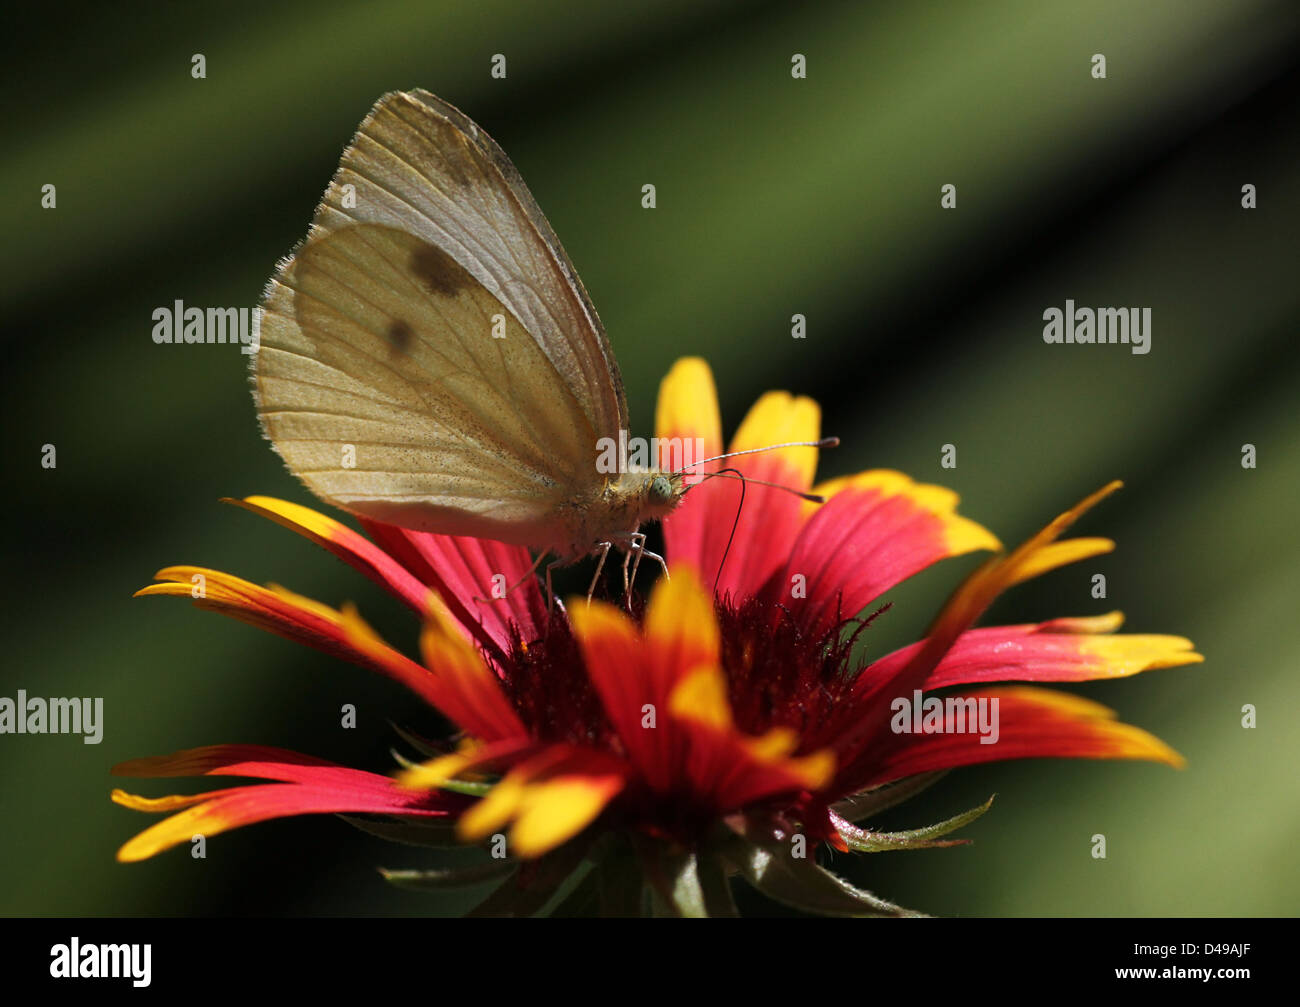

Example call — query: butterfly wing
[253,90,626,548]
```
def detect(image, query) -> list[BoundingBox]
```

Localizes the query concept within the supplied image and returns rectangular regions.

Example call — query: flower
[115,357,1202,916]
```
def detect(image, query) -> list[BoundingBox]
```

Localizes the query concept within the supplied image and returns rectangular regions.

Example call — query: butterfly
[252,90,830,599]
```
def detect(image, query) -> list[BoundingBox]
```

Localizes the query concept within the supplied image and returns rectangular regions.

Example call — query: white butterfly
[253,90,826,595]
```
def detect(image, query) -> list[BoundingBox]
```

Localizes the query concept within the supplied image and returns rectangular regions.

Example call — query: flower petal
[656,358,724,580]
[655,356,723,469]
[833,481,1130,759]
[115,782,453,863]
[570,588,679,791]
[137,567,516,736]
[228,496,435,616]
[111,746,459,862]
[858,686,1185,790]
[508,773,626,858]
[229,496,547,657]
[138,568,435,696]
[856,615,1203,694]
[730,391,821,490]
[114,744,347,781]
[669,666,835,806]
[360,519,546,654]
[456,746,628,858]
[417,593,529,742]
[662,381,822,598]
[397,738,531,791]
[642,564,721,679]
[763,470,1000,636]
[1005,537,1115,586]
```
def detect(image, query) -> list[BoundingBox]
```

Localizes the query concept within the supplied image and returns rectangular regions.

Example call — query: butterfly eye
[648,475,674,504]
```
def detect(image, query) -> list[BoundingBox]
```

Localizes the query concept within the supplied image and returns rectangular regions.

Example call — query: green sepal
[464,839,590,917]
[831,771,948,823]
[722,832,924,917]
[634,838,738,918]
[387,721,447,759]
[429,777,494,797]
[549,865,601,916]
[379,859,517,891]
[387,747,495,796]
[695,851,740,917]
[549,836,646,917]
[834,795,995,852]
[591,836,648,917]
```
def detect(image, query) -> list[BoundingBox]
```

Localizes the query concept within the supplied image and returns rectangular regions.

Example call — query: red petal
[138,569,514,736]
[844,687,1184,793]
[761,479,997,636]
[361,521,546,654]
[229,497,434,616]
[570,598,679,792]
[113,744,352,781]
[828,482,1126,761]
[112,745,463,862]
[664,391,819,600]
[855,618,1202,695]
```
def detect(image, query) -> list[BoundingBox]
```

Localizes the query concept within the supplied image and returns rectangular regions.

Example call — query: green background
[3,0,1297,916]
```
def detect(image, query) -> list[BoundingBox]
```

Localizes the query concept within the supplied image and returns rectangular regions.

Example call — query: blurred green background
[3,0,1297,916]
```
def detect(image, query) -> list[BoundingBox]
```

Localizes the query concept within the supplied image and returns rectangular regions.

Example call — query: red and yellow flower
[115,357,1201,916]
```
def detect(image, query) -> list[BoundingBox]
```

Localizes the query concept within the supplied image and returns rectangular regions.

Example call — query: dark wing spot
[387,319,415,354]
[410,243,468,298]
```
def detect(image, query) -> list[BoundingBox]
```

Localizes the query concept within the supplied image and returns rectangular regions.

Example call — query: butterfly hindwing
[257,223,596,544]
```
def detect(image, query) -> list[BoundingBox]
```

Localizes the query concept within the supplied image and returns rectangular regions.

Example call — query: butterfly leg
[622,532,645,604]
[545,559,564,618]
[585,541,613,604]
[620,532,670,606]
[621,542,635,598]
[620,541,639,610]
[638,546,670,584]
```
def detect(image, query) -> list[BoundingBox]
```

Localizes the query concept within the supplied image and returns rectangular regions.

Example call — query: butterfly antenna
[673,436,839,474]
[713,467,747,596]
[688,469,826,504]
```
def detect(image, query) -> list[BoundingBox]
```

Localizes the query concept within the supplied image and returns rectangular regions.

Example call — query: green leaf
[834,795,995,853]
[831,771,949,823]
[379,859,517,891]
[722,834,925,917]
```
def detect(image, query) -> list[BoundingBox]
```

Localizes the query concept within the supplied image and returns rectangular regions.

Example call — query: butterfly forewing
[253,90,627,547]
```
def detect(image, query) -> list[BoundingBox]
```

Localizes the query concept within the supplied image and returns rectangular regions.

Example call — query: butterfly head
[647,473,677,507]
[588,468,685,540]
[631,469,687,523]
